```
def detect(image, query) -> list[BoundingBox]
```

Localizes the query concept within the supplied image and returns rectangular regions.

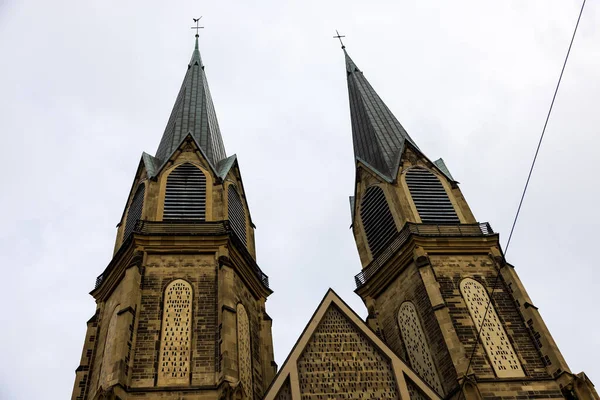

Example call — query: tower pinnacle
[154,33,226,167]
[344,49,417,181]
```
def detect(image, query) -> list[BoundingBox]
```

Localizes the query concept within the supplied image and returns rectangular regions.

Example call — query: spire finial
[333,30,346,49]
[191,17,204,38]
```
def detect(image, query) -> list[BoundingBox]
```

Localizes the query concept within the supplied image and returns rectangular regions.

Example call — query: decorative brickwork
[236,303,253,396]
[99,304,120,389]
[460,278,524,378]
[407,376,429,400]
[274,378,292,400]
[297,305,399,400]
[398,301,443,394]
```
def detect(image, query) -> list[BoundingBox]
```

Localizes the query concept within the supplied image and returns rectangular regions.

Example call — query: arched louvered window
[460,278,525,378]
[228,185,247,246]
[236,303,253,395]
[158,279,193,386]
[405,167,459,224]
[123,184,145,239]
[163,163,206,220]
[398,302,443,394]
[360,186,397,256]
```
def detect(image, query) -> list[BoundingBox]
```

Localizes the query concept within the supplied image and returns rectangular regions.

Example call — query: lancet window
[405,167,459,224]
[123,183,145,239]
[158,279,193,385]
[397,302,443,394]
[360,186,397,256]
[228,185,247,245]
[99,304,120,389]
[236,303,253,396]
[163,163,207,220]
[460,278,525,378]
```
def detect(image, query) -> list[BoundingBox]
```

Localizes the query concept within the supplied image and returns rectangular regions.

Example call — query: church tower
[344,48,598,400]
[71,36,276,400]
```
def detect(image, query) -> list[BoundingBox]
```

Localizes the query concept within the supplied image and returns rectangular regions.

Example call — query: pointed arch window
[398,302,443,394]
[460,278,525,378]
[405,167,459,224]
[360,186,397,256]
[158,279,193,386]
[228,185,247,246]
[100,304,120,389]
[163,163,206,220]
[124,184,145,239]
[237,303,253,396]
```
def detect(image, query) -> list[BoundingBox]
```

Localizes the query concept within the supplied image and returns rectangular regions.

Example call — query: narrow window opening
[124,184,145,239]
[228,186,247,246]
[360,186,397,256]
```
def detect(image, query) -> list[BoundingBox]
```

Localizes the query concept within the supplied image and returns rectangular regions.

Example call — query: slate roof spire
[344,49,417,181]
[155,36,227,167]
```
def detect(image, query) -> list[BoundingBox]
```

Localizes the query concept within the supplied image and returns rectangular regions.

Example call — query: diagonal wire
[457,1,586,398]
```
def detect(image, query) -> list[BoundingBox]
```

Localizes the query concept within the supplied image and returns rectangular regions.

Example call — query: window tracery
[460,278,525,377]
[397,302,443,394]
[237,303,253,396]
[158,279,193,385]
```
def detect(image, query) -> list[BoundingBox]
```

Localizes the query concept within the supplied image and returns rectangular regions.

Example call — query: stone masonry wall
[233,269,265,399]
[429,254,548,380]
[131,253,218,388]
[374,262,457,395]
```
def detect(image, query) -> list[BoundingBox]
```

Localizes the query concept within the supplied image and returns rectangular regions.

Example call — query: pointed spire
[155,37,226,167]
[344,49,416,181]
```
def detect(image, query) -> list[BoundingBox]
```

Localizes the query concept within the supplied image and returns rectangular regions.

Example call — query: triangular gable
[263,289,442,400]
[116,155,149,228]
[217,154,256,228]
[433,158,454,181]
[142,152,160,178]
[217,154,237,180]
[153,132,220,179]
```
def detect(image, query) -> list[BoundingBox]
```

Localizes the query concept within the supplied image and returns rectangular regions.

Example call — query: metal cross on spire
[191,17,204,37]
[333,30,346,49]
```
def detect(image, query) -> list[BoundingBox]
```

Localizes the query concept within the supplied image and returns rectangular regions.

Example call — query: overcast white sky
[0,1,598,399]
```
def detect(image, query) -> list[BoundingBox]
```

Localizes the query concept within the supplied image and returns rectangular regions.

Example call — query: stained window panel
[460,278,525,378]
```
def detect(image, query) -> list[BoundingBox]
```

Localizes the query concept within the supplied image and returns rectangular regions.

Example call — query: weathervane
[333,30,346,49]
[191,17,204,37]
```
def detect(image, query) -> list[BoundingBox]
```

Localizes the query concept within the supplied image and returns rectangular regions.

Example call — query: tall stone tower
[72,37,276,400]
[344,48,598,400]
